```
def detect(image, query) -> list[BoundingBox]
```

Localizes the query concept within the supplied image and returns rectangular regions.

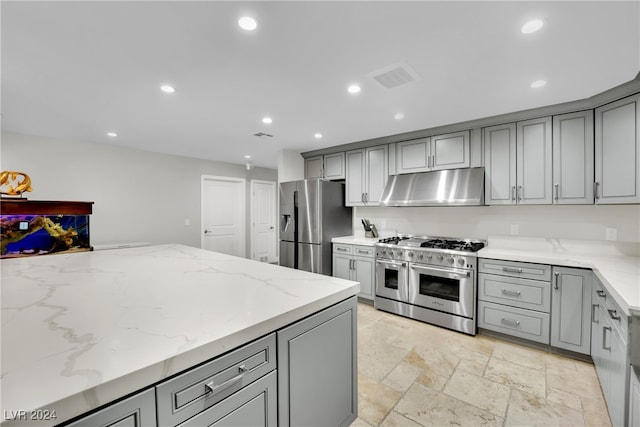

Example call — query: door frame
[250,179,277,263]
[200,175,247,257]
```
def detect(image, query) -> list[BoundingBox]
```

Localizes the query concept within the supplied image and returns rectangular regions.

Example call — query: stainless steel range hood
[380,167,485,207]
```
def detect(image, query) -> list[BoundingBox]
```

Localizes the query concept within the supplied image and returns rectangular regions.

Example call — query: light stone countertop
[479,236,640,316]
[331,235,391,246]
[0,244,359,426]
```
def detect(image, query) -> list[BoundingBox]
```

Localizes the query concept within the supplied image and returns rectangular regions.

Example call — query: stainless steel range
[374,235,485,335]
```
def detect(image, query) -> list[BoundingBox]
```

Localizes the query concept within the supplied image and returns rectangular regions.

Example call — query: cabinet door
[608,325,629,427]
[324,152,346,180]
[517,117,552,204]
[550,267,592,354]
[345,149,366,206]
[364,145,388,205]
[396,138,429,174]
[305,156,324,179]
[630,368,640,427]
[483,123,517,205]
[277,297,358,427]
[333,253,353,281]
[66,389,156,427]
[595,93,640,204]
[353,255,375,300]
[553,111,595,204]
[431,131,470,171]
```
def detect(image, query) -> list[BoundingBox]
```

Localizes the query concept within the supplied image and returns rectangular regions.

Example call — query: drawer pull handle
[357,250,369,254]
[337,248,348,252]
[500,317,521,328]
[603,326,611,351]
[501,289,521,297]
[592,304,599,323]
[596,290,607,298]
[205,365,248,396]
[554,272,560,290]
[607,309,621,321]
[502,267,523,274]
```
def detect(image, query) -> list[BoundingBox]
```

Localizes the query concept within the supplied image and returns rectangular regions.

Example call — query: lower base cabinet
[64,297,358,427]
[333,244,375,300]
[630,367,640,427]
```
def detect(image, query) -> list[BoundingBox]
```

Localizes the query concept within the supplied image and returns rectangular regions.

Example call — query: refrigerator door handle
[281,214,291,233]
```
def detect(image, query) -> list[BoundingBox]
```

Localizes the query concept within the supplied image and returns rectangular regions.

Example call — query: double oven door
[375,259,409,302]
[408,263,475,318]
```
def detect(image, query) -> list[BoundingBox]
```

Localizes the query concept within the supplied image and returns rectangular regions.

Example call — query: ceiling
[2,1,639,169]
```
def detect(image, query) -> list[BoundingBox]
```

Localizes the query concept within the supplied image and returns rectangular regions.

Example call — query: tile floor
[353,302,612,427]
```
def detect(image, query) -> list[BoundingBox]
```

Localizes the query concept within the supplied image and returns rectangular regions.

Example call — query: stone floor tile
[379,411,424,427]
[485,355,546,398]
[582,396,612,427]
[546,364,604,401]
[492,340,547,370]
[443,368,511,417]
[359,339,411,382]
[457,358,487,376]
[546,387,583,411]
[407,344,460,378]
[382,361,422,392]
[350,417,374,427]
[358,373,403,426]
[396,383,504,426]
[506,389,585,427]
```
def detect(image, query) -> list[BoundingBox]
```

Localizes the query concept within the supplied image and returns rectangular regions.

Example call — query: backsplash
[354,204,640,243]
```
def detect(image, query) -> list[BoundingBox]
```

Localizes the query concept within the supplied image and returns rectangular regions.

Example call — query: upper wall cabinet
[391,131,470,175]
[595,93,640,204]
[345,145,388,206]
[552,110,595,204]
[484,119,553,205]
[304,153,346,180]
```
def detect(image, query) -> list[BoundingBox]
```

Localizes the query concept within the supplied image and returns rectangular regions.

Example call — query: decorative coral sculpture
[0,171,33,196]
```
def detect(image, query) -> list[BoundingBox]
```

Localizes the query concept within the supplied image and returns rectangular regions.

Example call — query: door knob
[204,230,210,234]
[270,226,274,230]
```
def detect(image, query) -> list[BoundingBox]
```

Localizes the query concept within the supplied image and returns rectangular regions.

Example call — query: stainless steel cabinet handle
[592,304,599,323]
[594,182,600,200]
[517,185,523,203]
[501,289,521,297]
[554,272,560,290]
[357,250,369,255]
[204,230,211,234]
[502,267,523,274]
[603,326,612,351]
[365,193,369,203]
[511,186,516,202]
[337,247,348,252]
[608,309,621,321]
[501,317,521,328]
[205,365,247,396]
[361,193,365,204]
[554,184,559,201]
[596,290,607,298]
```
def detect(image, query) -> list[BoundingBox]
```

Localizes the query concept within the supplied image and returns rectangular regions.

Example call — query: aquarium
[1,214,92,258]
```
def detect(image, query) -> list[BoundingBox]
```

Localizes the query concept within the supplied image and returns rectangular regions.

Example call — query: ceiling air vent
[368,62,421,89]
[253,132,273,138]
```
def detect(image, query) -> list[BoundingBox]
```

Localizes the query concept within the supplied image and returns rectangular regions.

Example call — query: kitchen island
[1,244,359,426]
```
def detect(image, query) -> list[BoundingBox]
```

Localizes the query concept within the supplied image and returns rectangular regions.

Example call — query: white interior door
[201,175,246,257]
[250,180,277,263]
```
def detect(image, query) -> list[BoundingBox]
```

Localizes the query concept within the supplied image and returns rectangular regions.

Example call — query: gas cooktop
[376,236,485,253]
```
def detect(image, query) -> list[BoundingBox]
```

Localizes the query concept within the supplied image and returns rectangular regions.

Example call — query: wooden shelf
[0,199,94,215]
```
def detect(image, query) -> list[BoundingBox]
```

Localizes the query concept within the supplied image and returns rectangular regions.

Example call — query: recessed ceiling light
[394,113,405,120]
[530,79,547,88]
[244,155,251,159]
[238,16,257,31]
[314,133,323,139]
[347,84,361,94]
[262,117,272,124]
[521,19,544,34]
[160,85,175,93]
[107,132,118,137]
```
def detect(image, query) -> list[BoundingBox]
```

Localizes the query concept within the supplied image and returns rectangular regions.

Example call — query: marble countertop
[479,236,640,316]
[332,235,390,246]
[1,244,359,426]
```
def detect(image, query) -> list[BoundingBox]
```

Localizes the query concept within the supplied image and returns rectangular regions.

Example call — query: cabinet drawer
[353,245,374,257]
[478,258,551,281]
[66,388,156,427]
[178,371,277,426]
[478,273,551,313]
[333,244,353,255]
[156,333,276,426]
[593,278,628,341]
[478,301,550,344]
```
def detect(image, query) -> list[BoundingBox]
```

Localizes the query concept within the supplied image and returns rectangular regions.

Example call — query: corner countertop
[478,236,640,316]
[1,244,359,426]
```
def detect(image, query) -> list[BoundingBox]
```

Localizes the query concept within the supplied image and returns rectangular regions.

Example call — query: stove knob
[418,254,424,260]
[426,255,433,261]
[438,255,444,262]
[448,257,455,265]
[458,258,466,266]
[408,252,414,258]
[382,250,387,256]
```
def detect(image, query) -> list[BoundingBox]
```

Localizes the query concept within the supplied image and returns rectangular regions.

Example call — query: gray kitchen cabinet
[483,123,517,205]
[66,388,156,427]
[305,153,346,180]
[477,258,551,344]
[391,131,470,175]
[277,296,358,427]
[345,145,388,206]
[592,277,630,427]
[333,243,375,300]
[630,367,640,427]
[552,110,595,204]
[550,267,592,355]
[595,93,640,204]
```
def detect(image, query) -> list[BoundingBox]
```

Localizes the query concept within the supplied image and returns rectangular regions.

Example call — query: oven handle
[376,259,407,268]
[409,264,470,279]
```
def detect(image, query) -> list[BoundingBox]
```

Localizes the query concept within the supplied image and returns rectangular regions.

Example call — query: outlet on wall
[185,218,191,227]
[510,224,519,235]
[605,227,617,241]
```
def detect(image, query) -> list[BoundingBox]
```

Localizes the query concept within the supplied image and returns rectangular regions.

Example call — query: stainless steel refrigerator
[279,179,352,275]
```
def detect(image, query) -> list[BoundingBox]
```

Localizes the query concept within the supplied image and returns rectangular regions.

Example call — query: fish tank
[1,200,93,259]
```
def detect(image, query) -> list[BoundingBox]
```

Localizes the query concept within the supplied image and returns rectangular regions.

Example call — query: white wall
[1,133,278,250]
[277,149,304,183]
[355,204,640,243]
